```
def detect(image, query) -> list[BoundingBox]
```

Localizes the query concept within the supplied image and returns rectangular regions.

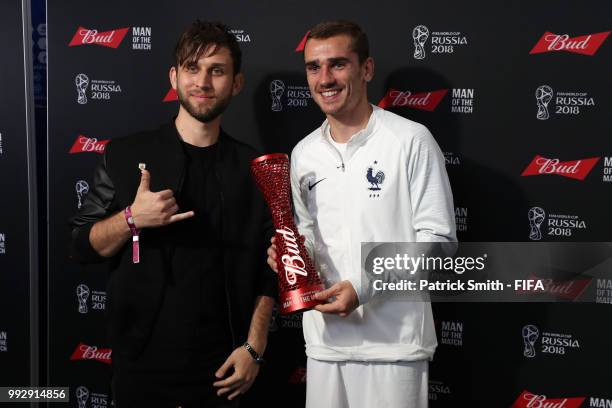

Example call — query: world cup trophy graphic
[535,85,553,120]
[75,74,90,105]
[528,207,545,241]
[76,180,90,209]
[76,284,90,314]
[522,324,539,358]
[76,386,89,408]
[412,25,429,60]
[251,153,325,314]
[270,80,285,112]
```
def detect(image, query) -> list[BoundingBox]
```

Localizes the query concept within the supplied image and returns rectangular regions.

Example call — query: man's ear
[169,66,178,90]
[363,57,375,83]
[232,72,245,96]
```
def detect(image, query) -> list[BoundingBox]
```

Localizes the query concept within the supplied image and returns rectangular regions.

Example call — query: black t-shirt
[120,141,233,378]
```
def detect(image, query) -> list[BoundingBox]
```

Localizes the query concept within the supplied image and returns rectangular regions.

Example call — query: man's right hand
[130,169,194,228]
[266,236,278,273]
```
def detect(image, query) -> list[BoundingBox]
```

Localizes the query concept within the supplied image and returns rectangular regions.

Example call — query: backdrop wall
[45,1,611,407]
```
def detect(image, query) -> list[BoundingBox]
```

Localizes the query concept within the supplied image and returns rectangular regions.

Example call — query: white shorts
[306,357,429,408]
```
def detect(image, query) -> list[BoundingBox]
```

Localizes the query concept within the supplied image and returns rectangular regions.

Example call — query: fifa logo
[75,180,90,209]
[75,74,90,105]
[76,386,89,408]
[535,85,553,120]
[522,324,539,358]
[270,80,285,112]
[76,284,90,314]
[528,207,545,241]
[412,25,429,60]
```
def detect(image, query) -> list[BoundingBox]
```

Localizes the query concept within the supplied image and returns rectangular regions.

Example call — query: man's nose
[194,71,212,89]
[319,66,335,87]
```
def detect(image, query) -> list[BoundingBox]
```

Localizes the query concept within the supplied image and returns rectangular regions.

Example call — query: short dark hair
[174,20,242,74]
[306,20,370,63]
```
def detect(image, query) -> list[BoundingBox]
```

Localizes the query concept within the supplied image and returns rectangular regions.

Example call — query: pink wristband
[124,206,140,264]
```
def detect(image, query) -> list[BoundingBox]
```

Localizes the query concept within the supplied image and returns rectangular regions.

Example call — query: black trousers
[111,370,240,408]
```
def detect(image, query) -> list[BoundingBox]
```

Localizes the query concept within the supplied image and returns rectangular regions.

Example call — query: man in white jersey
[267,20,456,408]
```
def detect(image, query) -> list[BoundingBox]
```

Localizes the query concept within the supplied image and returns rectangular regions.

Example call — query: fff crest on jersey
[366,160,385,198]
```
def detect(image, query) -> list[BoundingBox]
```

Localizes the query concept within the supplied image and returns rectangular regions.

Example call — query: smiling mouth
[321,89,340,98]
[191,94,214,99]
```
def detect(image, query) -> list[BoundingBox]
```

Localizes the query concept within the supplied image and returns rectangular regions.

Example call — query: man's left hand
[213,346,260,400]
[313,280,359,317]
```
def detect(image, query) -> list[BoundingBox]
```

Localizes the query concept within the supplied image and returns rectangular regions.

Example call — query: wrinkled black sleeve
[69,148,118,264]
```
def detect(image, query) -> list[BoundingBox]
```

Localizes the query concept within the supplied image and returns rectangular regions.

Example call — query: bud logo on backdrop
[518,273,591,301]
[69,26,129,48]
[0,331,7,352]
[596,279,612,304]
[602,157,612,182]
[455,207,468,233]
[535,85,596,120]
[295,31,310,52]
[530,31,610,55]
[76,385,109,408]
[513,391,586,408]
[378,89,448,111]
[521,155,600,180]
[229,28,252,43]
[0,233,5,255]
[512,391,585,408]
[522,324,581,358]
[75,180,90,209]
[70,343,112,364]
[527,206,588,240]
[428,380,451,401]
[163,88,178,102]
[412,25,469,59]
[69,26,152,50]
[438,320,463,346]
[76,284,106,314]
[269,79,312,111]
[69,135,109,154]
[444,151,461,166]
[75,74,123,104]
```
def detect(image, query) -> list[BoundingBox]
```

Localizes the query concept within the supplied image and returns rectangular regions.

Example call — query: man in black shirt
[70,21,276,408]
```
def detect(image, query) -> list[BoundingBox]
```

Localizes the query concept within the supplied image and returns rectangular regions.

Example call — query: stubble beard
[177,87,232,124]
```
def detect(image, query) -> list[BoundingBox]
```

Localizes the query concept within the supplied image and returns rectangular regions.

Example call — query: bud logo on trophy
[251,153,324,314]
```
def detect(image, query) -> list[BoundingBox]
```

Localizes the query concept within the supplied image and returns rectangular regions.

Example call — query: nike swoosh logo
[308,178,326,191]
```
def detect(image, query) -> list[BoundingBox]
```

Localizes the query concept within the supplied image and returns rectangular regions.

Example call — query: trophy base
[280,284,326,315]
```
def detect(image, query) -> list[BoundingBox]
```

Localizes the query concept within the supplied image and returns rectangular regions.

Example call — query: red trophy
[251,153,325,314]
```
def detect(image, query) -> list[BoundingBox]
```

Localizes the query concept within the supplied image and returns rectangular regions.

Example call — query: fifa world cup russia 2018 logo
[528,207,545,241]
[413,25,429,60]
[75,180,90,209]
[76,284,90,314]
[270,80,285,112]
[535,85,553,120]
[522,324,539,358]
[75,74,90,105]
[75,386,89,408]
